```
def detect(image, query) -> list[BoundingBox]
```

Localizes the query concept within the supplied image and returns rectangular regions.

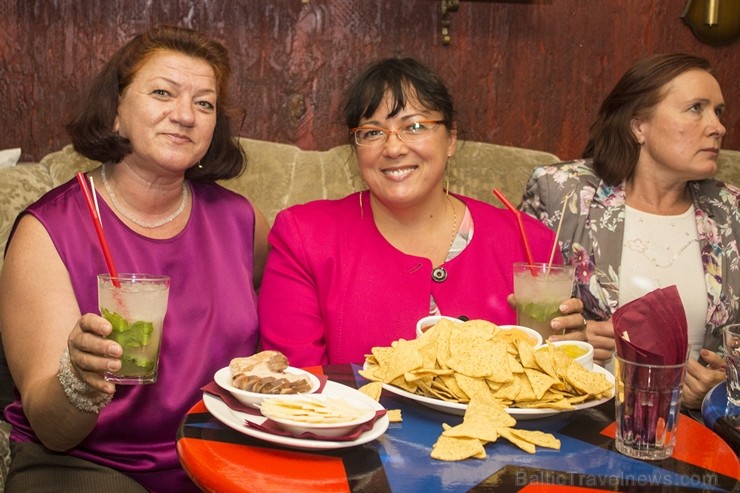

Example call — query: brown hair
[66,25,244,182]
[583,53,712,185]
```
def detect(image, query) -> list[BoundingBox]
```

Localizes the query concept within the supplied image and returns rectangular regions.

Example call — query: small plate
[534,340,594,370]
[204,380,389,450]
[214,366,320,409]
[377,364,614,420]
[499,324,543,347]
[261,395,376,438]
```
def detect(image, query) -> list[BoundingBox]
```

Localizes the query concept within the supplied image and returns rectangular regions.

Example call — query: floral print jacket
[519,159,740,354]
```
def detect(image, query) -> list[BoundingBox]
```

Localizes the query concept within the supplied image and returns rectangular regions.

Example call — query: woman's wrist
[57,347,113,414]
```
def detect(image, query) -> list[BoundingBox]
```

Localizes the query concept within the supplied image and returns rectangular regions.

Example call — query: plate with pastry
[214,350,321,408]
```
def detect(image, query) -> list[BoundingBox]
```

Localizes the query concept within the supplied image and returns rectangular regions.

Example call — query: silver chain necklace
[101,164,188,229]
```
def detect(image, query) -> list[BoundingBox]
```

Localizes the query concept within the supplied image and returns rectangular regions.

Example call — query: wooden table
[177,364,739,492]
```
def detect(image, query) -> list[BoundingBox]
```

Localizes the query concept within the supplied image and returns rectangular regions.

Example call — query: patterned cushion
[224,138,561,223]
[0,164,54,268]
[716,149,740,186]
[451,141,561,204]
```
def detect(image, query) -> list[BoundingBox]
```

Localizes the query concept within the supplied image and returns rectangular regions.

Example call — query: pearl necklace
[101,164,188,229]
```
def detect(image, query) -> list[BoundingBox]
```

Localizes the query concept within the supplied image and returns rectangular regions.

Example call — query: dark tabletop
[178,364,740,493]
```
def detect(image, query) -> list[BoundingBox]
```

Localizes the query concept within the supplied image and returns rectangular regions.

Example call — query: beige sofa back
[4,138,740,276]
[0,138,563,272]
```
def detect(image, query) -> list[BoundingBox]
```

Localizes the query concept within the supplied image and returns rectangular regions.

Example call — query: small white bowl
[499,325,544,347]
[415,315,464,338]
[534,340,594,370]
[260,395,376,438]
[213,366,321,409]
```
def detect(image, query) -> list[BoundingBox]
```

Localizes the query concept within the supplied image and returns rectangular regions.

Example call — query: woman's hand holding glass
[580,319,616,366]
[68,313,122,395]
[507,294,588,340]
[548,297,589,342]
[683,349,726,409]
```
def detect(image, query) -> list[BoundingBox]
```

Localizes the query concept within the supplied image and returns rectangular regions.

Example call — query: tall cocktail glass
[97,273,170,384]
[513,262,575,340]
[723,324,740,406]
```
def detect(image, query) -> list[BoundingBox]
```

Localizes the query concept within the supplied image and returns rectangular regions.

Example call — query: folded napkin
[612,285,689,365]
[612,286,689,444]
[201,375,329,416]
[244,410,387,441]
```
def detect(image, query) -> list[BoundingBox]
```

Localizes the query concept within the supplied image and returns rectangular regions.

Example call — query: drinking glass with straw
[545,191,574,279]
[492,188,535,270]
[493,188,575,339]
[76,172,120,285]
[77,171,171,384]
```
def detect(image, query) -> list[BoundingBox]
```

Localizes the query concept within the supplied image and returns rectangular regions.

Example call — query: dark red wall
[1,0,738,162]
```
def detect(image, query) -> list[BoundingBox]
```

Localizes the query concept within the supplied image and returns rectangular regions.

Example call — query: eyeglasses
[351,120,445,146]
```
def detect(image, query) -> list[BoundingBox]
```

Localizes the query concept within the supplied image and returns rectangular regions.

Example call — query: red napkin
[612,285,689,365]
[243,410,387,441]
[201,375,329,416]
[612,286,690,444]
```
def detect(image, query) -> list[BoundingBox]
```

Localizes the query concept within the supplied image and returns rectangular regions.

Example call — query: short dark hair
[583,53,713,185]
[343,57,456,142]
[66,25,245,182]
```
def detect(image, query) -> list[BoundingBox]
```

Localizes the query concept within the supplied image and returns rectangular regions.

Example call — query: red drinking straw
[76,172,120,287]
[492,188,536,269]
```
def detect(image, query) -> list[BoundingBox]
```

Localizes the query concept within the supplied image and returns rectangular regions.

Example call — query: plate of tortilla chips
[360,318,614,420]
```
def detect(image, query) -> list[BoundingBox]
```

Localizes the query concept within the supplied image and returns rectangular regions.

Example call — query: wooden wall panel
[0,0,737,163]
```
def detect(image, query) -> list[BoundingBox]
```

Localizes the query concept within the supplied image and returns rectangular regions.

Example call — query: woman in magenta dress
[0,26,268,492]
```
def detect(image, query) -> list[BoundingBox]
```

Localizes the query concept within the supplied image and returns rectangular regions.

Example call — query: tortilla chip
[431,435,486,461]
[442,422,499,442]
[454,373,492,401]
[524,368,561,400]
[385,340,423,381]
[498,427,536,454]
[465,398,516,429]
[357,381,383,401]
[565,363,613,397]
[508,429,561,450]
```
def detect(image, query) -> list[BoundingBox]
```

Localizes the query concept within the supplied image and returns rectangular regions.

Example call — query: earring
[445,154,451,197]
[196,161,203,169]
[359,190,364,218]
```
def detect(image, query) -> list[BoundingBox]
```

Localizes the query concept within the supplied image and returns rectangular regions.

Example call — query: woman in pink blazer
[258,58,586,366]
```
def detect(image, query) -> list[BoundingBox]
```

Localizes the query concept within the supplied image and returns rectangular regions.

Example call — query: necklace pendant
[432,267,447,283]
[101,163,188,229]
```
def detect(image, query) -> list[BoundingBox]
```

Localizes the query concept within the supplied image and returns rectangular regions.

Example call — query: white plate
[379,364,615,420]
[203,380,389,450]
[214,365,321,408]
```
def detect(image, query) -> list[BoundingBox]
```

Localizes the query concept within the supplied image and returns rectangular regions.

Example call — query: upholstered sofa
[0,138,566,271]
[1,138,739,489]
[0,137,563,489]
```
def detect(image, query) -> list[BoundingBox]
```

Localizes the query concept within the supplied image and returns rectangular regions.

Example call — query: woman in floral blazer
[519,54,736,408]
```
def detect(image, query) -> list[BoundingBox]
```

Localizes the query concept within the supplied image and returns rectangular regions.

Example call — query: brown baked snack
[229,350,313,394]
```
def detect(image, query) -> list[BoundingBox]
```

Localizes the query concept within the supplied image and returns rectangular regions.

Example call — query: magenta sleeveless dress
[5,177,259,492]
